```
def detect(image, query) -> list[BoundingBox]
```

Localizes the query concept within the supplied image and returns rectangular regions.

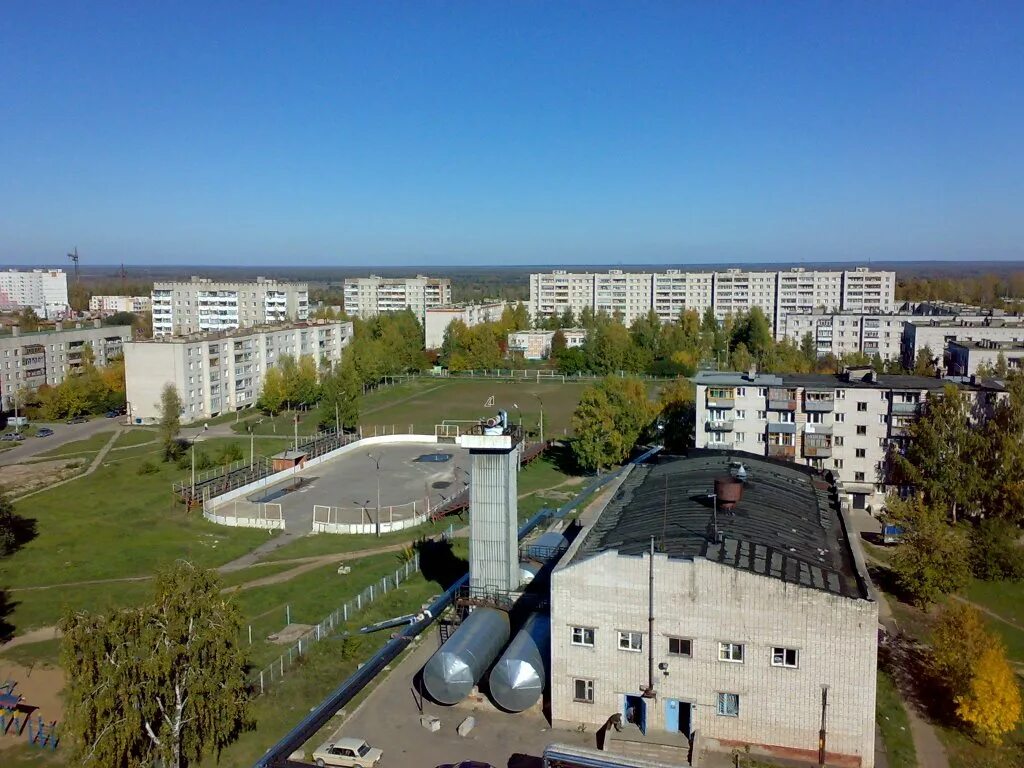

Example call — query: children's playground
[0,663,63,754]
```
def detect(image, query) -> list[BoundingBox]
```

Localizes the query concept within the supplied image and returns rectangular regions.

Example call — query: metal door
[664,698,680,732]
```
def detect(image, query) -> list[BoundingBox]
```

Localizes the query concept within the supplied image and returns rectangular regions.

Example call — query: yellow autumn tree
[955,641,1022,744]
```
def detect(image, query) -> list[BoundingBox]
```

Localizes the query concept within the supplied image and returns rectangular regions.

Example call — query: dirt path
[13,428,123,501]
[949,593,1024,633]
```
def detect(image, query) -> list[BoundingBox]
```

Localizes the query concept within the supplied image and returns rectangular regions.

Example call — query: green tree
[550,330,567,357]
[800,332,817,367]
[731,307,774,361]
[659,378,695,452]
[572,377,656,471]
[60,561,250,768]
[158,384,183,460]
[893,384,985,522]
[16,307,41,332]
[913,345,937,376]
[968,519,1024,581]
[292,354,320,406]
[257,366,287,415]
[318,356,361,431]
[931,603,995,702]
[887,495,970,606]
[982,375,1024,523]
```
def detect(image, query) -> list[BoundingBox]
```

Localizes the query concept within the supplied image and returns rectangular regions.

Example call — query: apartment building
[423,301,509,349]
[779,312,914,361]
[529,268,896,332]
[693,367,1002,510]
[507,328,587,360]
[89,295,152,315]
[150,277,309,337]
[123,321,352,422]
[342,275,451,323]
[551,453,877,767]
[901,317,1024,371]
[0,321,132,411]
[0,269,69,319]
[947,340,1024,376]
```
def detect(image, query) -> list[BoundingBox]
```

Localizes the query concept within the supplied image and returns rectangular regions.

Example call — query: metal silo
[488,613,550,712]
[422,607,510,705]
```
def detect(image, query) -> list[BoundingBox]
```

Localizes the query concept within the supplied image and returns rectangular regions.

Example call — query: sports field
[358,377,592,438]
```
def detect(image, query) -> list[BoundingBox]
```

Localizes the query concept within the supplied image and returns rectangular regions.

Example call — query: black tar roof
[694,370,1004,393]
[574,451,867,599]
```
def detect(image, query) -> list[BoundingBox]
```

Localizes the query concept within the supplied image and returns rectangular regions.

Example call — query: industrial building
[693,367,1003,510]
[550,453,877,767]
[150,276,309,337]
[89,295,152,315]
[423,301,509,349]
[0,268,69,319]
[123,320,351,422]
[529,267,896,330]
[343,275,452,323]
[0,321,132,411]
[507,328,587,360]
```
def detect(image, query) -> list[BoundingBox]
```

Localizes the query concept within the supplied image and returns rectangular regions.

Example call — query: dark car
[105,410,120,418]
[66,416,88,424]
[36,428,55,437]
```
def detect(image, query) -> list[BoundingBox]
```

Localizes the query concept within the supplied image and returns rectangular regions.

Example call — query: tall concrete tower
[457,411,521,594]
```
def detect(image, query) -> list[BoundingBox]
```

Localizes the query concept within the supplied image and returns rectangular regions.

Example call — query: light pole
[248,419,263,472]
[532,393,545,445]
[335,401,340,436]
[190,424,209,498]
[367,452,382,537]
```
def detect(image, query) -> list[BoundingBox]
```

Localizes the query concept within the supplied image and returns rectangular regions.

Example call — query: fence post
[357,593,361,611]
[260,670,264,694]
[382,577,387,594]
[370,584,374,601]
[280,656,284,677]
[344,603,349,622]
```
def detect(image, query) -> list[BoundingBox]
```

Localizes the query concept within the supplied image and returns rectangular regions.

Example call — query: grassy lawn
[359,378,591,438]
[229,409,323,436]
[936,700,1024,768]
[961,579,1024,627]
[876,669,917,768]
[112,428,158,448]
[258,518,456,562]
[33,430,116,458]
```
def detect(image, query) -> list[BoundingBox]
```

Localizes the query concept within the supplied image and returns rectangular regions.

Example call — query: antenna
[67,247,80,283]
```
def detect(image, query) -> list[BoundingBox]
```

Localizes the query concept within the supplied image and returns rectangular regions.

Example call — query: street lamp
[531,393,545,445]
[248,419,263,472]
[367,452,382,537]
[190,424,209,498]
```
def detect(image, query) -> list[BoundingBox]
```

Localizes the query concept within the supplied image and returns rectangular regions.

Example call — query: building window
[735,409,746,419]
[857,425,867,435]
[857,401,867,412]
[835,413,845,423]
[807,412,824,424]
[717,693,740,717]
[772,647,799,668]
[736,387,745,397]
[757,410,767,420]
[758,388,768,397]
[618,631,643,652]
[834,436,844,446]
[836,389,846,399]
[834,459,844,469]
[879,414,889,424]
[571,627,595,647]
[735,432,745,442]
[856,448,866,458]
[718,642,744,663]
[855,471,866,481]
[756,433,766,443]
[668,637,692,657]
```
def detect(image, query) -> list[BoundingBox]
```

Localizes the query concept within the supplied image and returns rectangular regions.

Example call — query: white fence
[312,500,431,535]
[204,501,285,530]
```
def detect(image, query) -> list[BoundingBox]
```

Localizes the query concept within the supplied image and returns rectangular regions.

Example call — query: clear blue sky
[1,2,1022,266]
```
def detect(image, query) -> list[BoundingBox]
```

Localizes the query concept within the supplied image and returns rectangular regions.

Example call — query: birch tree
[60,561,250,768]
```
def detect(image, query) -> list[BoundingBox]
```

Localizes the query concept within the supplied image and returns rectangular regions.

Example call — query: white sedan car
[312,737,383,767]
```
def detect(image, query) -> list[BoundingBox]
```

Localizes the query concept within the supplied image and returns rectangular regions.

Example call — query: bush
[137,460,159,476]
[163,438,186,462]
[970,519,1024,581]
[217,443,244,465]
[176,450,213,471]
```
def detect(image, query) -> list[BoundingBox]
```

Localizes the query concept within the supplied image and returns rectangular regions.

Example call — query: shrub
[217,443,244,465]
[137,460,159,476]
[969,519,1024,581]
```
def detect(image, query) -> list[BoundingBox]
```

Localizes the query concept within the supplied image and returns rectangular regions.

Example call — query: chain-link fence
[250,552,422,695]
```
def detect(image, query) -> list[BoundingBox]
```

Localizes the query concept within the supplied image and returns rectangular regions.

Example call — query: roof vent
[714,477,743,510]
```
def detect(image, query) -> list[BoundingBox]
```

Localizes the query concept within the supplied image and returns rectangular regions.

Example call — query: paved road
[0,417,127,466]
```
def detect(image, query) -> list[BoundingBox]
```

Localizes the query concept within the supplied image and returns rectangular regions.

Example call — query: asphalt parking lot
[248,443,471,533]
[319,626,598,768]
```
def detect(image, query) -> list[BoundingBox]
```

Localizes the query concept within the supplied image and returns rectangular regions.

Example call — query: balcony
[767,444,796,460]
[890,425,912,438]
[706,390,735,409]
[891,400,921,415]
[767,423,797,434]
[706,419,734,432]
[803,393,834,412]
[803,436,833,458]
[768,388,798,411]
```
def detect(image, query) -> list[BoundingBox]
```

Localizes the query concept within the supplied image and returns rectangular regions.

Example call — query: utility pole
[293,412,299,453]
[190,424,209,498]
[368,452,382,537]
[335,401,340,436]
[533,393,545,445]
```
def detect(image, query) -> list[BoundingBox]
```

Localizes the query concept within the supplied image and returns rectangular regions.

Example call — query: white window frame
[571,626,595,647]
[771,647,799,668]
[573,677,594,703]
[717,692,740,717]
[618,631,643,652]
[718,641,744,663]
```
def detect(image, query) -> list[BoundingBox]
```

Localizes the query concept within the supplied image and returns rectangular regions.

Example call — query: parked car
[66,416,88,424]
[36,428,54,437]
[312,737,383,767]
[1,432,24,442]
[104,410,121,418]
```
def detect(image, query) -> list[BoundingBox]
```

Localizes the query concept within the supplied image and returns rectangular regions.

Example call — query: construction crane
[67,247,80,283]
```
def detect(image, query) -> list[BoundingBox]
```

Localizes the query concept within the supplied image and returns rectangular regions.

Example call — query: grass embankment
[110,428,158,449]
[875,670,917,768]
[32,430,116,459]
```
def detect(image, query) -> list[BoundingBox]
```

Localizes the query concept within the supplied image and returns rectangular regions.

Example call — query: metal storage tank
[422,607,510,705]
[488,613,550,712]
[519,561,541,586]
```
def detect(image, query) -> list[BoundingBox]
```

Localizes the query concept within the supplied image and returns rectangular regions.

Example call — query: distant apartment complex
[424,301,509,349]
[124,321,352,423]
[947,340,1024,376]
[89,295,152,315]
[151,277,309,337]
[778,311,914,361]
[529,267,895,329]
[901,316,1024,371]
[0,269,70,319]
[0,321,132,411]
[693,367,1002,510]
[343,275,451,322]
[507,329,587,360]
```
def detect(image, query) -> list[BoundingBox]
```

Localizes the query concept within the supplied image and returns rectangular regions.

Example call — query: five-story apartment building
[343,275,451,323]
[151,277,309,337]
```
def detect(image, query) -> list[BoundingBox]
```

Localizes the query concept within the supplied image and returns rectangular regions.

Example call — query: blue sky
[1,2,1022,266]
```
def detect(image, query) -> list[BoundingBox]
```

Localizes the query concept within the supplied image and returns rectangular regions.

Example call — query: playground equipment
[27,717,59,750]
[0,690,24,735]
[0,681,60,750]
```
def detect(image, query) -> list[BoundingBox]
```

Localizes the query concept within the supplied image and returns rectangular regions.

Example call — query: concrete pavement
[0,416,131,466]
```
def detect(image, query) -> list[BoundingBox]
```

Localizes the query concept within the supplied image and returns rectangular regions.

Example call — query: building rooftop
[130,319,351,344]
[0,323,131,340]
[573,452,867,599]
[693,368,1002,393]
[950,339,1024,351]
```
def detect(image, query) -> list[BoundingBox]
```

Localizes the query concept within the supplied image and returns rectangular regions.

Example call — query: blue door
[664,698,680,732]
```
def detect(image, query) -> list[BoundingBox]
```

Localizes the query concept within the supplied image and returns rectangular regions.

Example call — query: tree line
[438,303,531,371]
[18,347,126,420]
